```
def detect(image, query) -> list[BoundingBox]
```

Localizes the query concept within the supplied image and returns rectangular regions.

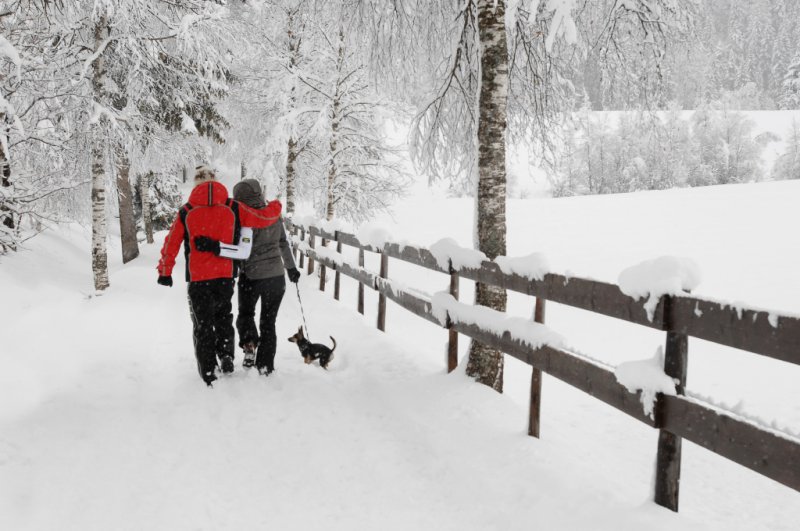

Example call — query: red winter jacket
[157,181,282,282]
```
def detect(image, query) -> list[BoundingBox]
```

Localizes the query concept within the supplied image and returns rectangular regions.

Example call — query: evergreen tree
[780,54,800,109]
[772,119,800,180]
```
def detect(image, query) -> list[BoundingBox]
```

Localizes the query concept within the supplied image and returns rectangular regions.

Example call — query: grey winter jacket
[232,179,296,280]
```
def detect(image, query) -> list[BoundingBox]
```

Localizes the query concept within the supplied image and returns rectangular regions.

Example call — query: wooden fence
[287,220,800,513]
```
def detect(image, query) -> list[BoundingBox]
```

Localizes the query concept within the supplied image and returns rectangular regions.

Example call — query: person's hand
[194,236,221,255]
[287,268,301,283]
[157,275,173,287]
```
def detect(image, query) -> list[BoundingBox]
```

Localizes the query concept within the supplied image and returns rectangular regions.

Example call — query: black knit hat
[233,179,266,208]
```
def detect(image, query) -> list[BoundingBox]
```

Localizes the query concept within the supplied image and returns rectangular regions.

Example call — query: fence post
[357,248,365,315]
[529,297,546,438]
[298,228,306,269]
[447,268,459,372]
[307,231,315,275]
[334,235,342,301]
[319,235,327,292]
[377,252,388,331]
[654,297,688,512]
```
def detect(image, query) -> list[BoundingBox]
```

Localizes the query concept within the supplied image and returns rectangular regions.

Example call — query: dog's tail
[329,336,337,352]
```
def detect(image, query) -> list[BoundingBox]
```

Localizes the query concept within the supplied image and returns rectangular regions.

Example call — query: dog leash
[294,283,311,341]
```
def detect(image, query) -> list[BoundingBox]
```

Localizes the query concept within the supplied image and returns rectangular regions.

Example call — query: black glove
[287,268,301,283]
[194,236,221,255]
[157,275,173,287]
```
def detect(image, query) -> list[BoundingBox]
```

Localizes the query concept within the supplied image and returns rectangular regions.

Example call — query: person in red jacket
[157,166,282,386]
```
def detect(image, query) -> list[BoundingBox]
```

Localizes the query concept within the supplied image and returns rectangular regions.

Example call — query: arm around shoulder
[239,199,282,229]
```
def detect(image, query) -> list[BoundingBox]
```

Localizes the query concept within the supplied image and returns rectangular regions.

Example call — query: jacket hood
[188,181,229,207]
[233,179,266,209]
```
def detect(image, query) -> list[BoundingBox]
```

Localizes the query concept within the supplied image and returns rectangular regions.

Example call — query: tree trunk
[0,129,9,189]
[465,0,509,393]
[286,136,296,216]
[284,10,303,217]
[327,101,340,221]
[115,146,139,263]
[0,135,16,253]
[326,28,345,222]
[0,129,15,234]
[319,29,345,291]
[91,15,110,291]
[326,150,336,222]
[140,172,154,244]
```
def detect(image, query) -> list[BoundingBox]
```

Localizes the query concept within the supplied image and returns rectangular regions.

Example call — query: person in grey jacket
[231,179,301,374]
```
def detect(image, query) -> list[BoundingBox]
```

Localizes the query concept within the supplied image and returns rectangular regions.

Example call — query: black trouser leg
[256,276,286,372]
[213,279,235,360]
[187,281,219,380]
[236,275,260,347]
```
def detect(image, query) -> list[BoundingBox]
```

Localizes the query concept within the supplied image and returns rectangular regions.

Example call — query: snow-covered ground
[2,179,799,529]
[364,178,800,425]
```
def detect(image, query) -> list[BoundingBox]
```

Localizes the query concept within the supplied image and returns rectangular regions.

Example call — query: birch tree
[353,0,695,391]
[219,0,317,207]
[309,19,407,223]
[219,0,405,222]
[465,0,509,390]
[284,4,306,215]
[0,1,90,253]
[78,1,234,288]
[89,11,110,291]
[114,142,139,263]
[140,171,154,244]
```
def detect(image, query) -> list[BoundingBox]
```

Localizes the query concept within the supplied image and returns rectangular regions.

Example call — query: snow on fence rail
[286,219,800,513]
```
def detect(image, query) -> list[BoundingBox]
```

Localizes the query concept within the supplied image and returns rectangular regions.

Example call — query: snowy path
[1,226,798,530]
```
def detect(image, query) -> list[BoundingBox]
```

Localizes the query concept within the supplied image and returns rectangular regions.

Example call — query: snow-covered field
[501,109,800,199]
[2,179,799,529]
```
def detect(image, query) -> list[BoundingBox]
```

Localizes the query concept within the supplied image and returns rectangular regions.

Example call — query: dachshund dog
[287,327,336,369]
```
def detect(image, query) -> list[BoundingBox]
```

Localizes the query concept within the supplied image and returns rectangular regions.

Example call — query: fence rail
[287,220,800,512]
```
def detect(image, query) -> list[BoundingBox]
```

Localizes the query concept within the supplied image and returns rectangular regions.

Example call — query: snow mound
[180,112,197,134]
[431,292,565,350]
[318,218,352,235]
[618,256,702,320]
[494,252,550,281]
[357,222,392,251]
[382,277,434,303]
[292,214,317,228]
[299,240,354,268]
[429,238,487,271]
[614,347,678,419]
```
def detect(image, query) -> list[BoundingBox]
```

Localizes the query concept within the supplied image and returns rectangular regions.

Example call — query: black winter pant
[187,278,236,379]
[236,275,286,371]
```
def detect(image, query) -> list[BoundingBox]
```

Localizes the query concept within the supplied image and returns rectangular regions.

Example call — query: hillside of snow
[2,180,799,530]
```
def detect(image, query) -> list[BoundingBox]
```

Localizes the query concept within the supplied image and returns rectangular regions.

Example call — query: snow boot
[242,342,257,369]
[257,366,274,377]
[203,371,217,387]
[220,355,234,374]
